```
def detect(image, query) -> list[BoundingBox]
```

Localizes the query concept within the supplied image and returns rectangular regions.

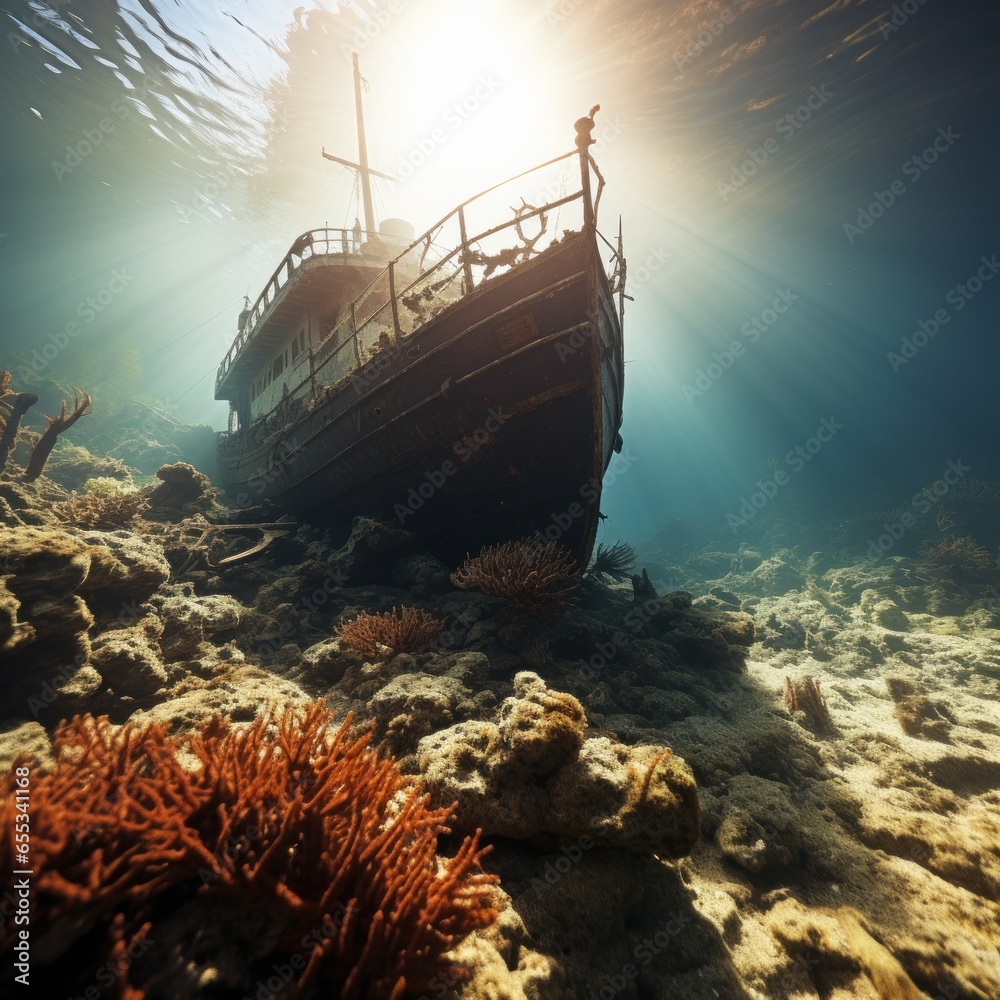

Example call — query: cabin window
[273,355,284,380]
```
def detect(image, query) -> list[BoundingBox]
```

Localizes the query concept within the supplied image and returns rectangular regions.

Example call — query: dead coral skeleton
[23,389,93,483]
[918,534,994,577]
[784,675,833,732]
[57,488,151,530]
[336,605,446,659]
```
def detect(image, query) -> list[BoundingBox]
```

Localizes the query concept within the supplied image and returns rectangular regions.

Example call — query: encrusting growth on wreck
[0,701,499,999]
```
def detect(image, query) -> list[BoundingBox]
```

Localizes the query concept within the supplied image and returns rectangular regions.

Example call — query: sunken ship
[215,56,627,567]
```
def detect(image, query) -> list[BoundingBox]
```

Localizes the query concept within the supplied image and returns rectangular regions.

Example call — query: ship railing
[305,149,608,389]
[216,227,399,391]
[221,147,617,414]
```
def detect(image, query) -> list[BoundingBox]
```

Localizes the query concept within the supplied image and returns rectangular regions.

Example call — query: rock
[389,554,452,594]
[145,462,220,522]
[90,616,169,698]
[765,898,927,999]
[0,721,53,773]
[133,666,311,731]
[0,529,97,696]
[711,775,803,873]
[0,527,92,599]
[78,530,170,601]
[647,591,755,672]
[154,591,246,660]
[747,554,805,595]
[417,672,700,857]
[329,517,417,585]
[861,591,910,631]
[299,638,359,685]
[369,672,479,754]
[885,676,955,741]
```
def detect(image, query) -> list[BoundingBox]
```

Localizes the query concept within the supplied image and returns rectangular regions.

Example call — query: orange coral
[336,605,446,659]
[451,537,579,618]
[0,702,498,998]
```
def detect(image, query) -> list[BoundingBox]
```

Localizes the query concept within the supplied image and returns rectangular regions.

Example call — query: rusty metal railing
[216,147,621,414]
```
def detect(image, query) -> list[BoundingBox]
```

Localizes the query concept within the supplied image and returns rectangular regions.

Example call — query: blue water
[0,0,996,550]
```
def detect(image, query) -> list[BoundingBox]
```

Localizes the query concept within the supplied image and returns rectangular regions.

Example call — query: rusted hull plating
[216,234,624,568]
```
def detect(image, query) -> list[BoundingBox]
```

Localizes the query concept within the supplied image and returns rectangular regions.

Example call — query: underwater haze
[3,2,1000,999]
[1,0,996,547]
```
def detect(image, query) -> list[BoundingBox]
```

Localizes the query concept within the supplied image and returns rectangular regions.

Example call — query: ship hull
[216,233,624,568]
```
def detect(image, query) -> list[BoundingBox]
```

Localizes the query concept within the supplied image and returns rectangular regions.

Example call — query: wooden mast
[320,53,394,239]
[353,52,376,236]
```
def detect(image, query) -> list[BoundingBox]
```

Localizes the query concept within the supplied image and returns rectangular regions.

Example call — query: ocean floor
[1,435,999,999]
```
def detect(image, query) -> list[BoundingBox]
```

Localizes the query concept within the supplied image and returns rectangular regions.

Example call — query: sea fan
[336,606,446,659]
[0,702,499,999]
[451,537,579,618]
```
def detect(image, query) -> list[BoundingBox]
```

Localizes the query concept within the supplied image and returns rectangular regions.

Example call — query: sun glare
[361,0,562,226]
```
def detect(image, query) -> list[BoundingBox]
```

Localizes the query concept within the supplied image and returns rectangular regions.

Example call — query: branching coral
[57,488,151,531]
[23,389,92,482]
[450,537,579,618]
[0,702,498,998]
[918,534,994,577]
[336,606,446,659]
[0,370,38,475]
